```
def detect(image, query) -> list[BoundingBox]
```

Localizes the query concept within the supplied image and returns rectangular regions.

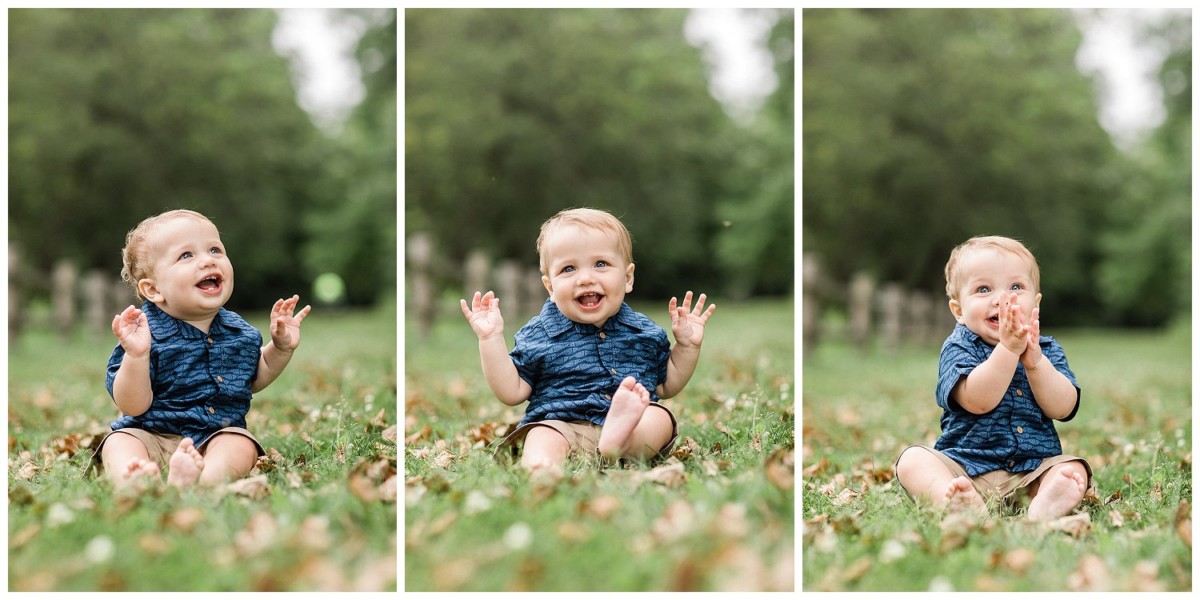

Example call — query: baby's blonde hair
[121,209,215,301]
[944,235,1040,300]
[536,208,633,275]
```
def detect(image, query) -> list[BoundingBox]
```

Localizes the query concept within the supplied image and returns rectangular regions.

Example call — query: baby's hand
[269,295,311,352]
[668,291,716,349]
[112,305,151,357]
[1020,306,1045,370]
[460,291,505,341]
[997,292,1029,356]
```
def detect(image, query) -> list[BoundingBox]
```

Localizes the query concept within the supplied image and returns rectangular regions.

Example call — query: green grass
[802,321,1192,591]
[8,301,398,592]
[404,297,795,591]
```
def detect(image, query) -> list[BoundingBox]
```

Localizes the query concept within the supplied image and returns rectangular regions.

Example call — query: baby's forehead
[957,247,1035,277]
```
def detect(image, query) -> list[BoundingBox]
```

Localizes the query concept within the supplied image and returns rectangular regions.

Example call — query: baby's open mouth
[576,293,603,309]
[197,275,222,292]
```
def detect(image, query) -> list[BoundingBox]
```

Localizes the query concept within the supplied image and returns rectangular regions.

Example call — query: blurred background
[8,8,397,338]
[405,8,795,334]
[803,8,1190,352]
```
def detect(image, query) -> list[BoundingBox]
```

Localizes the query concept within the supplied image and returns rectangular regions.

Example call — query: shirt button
[604,394,611,400]
[1017,426,1024,434]
[610,368,617,375]
[208,407,215,414]
[217,375,224,383]
[207,337,213,344]
[1016,390,1024,397]
[1008,461,1015,467]
[599,332,606,340]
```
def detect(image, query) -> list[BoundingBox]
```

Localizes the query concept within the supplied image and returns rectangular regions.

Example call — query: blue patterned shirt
[106,302,262,446]
[934,324,1080,477]
[511,299,670,427]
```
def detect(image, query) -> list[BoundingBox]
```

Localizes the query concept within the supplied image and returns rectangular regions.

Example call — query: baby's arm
[460,291,531,406]
[111,305,153,416]
[658,292,716,399]
[1020,307,1078,419]
[252,295,311,393]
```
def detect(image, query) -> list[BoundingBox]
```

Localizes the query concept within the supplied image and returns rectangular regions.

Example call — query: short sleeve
[1041,336,1081,421]
[650,328,670,390]
[509,325,542,389]
[936,337,982,413]
[105,343,158,404]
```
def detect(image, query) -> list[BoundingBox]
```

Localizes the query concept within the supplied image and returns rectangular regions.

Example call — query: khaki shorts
[896,444,1094,505]
[496,402,679,462]
[87,427,265,476]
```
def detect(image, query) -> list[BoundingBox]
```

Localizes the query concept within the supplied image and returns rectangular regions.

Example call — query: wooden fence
[803,252,955,357]
[406,232,547,339]
[9,243,139,340]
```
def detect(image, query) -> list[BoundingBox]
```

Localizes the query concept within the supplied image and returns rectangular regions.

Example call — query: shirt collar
[538,298,653,338]
[143,301,245,341]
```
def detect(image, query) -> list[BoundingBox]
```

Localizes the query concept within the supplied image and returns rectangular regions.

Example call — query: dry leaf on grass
[381,424,397,443]
[225,475,271,500]
[1002,548,1036,574]
[642,461,686,487]
[17,461,38,481]
[652,499,696,543]
[163,507,205,532]
[1175,500,1191,547]
[1046,513,1092,538]
[764,447,794,490]
[234,512,279,556]
[832,488,859,506]
[579,495,622,520]
[1067,554,1111,591]
[349,457,397,503]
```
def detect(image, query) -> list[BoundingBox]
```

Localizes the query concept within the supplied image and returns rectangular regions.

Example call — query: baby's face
[139,216,234,324]
[540,224,634,328]
[948,248,1040,346]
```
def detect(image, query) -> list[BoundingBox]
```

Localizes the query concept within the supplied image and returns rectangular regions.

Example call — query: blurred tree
[9,9,329,309]
[301,9,397,305]
[405,9,749,300]
[1096,12,1191,326]
[803,9,1125,325]
[715,9,794,298]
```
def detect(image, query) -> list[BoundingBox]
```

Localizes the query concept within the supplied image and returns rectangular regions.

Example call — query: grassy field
[802,321,1192,591]
[404,297,795,591]
[8,301,397,592]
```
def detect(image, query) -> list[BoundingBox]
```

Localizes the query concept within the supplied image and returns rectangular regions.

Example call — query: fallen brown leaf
[1067,554,1110,591]
[234,512,279,557]
[652,499,696,543]
[226,475,271,500]
[1002,548,1036,574]
[832,488,859,506]
[764,447,794,491]
[642,461,686,487]
[381,424,397,443]
[579,495,622,520]
[1046,513,1092,538]
[164,507,205,532]
[17,461,38,481]
[1175,500,1191,547]
[802,456,829,478]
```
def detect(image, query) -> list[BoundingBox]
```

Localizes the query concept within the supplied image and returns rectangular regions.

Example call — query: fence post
[802,253,820,357]
[407,232,436,339]
[905,290,933,347]
[496,260,522,324]
[524,267,546,318]
[849,272,874,352]
[464,251,490,299]
[878,283,904,354]
[52,259,78,337]
[82,270,111,337]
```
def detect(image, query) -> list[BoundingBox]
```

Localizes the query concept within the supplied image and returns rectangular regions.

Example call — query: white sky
[272,8,366,132]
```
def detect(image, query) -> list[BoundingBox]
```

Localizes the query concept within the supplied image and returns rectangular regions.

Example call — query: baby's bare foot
[1027,469,1086,522]
[597,376,650,459]
[944,476,987,517]
[167,438,205,489]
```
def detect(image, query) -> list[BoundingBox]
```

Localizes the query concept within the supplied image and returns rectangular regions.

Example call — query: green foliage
[8,305,397,591]
[405,9,792,299]
[802,325,1191,591]
[404,299,794,591]
[803,9,1188,326]
[8,9,396,308]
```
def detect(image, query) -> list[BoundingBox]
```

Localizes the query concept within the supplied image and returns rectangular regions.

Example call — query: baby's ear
[625,263,635,293]
[137,279,162,303]
[1034,292,1042,309]
[948,298,964,323]
[540,275,553,295]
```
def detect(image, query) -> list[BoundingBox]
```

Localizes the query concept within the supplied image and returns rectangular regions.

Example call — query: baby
[92,209,311,489]
[895,236,1092,521]
[461,207,716,472]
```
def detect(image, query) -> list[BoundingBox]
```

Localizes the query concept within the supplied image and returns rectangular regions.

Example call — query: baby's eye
[976,285,991,294]
[179,251,193,260]
[1009,283,1024,291]
[560,265,575,274]
[210,246,222,255]
[595,260,609,268]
